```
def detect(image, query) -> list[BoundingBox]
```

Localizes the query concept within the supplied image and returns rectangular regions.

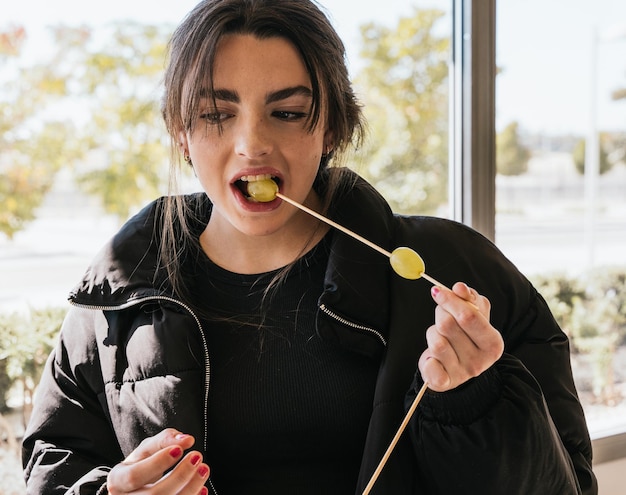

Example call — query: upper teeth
[239,173,273,182]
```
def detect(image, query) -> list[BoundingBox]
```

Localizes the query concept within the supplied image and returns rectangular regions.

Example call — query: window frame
[450,0,496,242]
[452,0,625,464]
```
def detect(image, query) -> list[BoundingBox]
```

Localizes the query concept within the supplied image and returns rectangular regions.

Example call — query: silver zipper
[70,295,211,452]
[319,303,387,346]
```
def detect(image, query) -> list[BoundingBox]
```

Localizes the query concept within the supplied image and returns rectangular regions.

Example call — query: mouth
[235,173,281,202]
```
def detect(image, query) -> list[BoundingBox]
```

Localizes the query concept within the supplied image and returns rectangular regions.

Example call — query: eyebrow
[200,85,313,104]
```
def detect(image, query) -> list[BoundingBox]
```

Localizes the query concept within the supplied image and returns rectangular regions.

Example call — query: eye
[199,111,232,124]
[272,110,308,122]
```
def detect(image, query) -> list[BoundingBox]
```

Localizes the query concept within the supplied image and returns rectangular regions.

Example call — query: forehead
[212,34,311,90]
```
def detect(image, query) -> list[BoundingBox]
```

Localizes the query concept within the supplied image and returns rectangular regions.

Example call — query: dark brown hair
[159,0,365,299]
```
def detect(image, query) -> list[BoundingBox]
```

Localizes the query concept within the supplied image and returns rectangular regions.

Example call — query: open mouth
[235,174,280,201]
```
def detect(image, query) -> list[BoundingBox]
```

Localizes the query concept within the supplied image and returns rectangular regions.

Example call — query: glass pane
[0,0,451,491]
[496,0,626,438]
[326,0,452,214]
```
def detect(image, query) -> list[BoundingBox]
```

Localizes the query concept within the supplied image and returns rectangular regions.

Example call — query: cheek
[292,132,325,163]
[188,139,224,175]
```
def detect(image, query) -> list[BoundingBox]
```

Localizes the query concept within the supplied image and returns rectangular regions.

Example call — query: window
[495,0,626,445]
[2,0,624,490]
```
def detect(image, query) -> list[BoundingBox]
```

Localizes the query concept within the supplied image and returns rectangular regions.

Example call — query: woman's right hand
[107,428,210,495]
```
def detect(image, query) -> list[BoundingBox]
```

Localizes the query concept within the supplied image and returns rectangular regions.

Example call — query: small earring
[184,154,192,164]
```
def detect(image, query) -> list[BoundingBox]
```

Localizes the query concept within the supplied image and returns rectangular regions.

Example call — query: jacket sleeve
[400,218,597,495]
[22,307,123,495]
[408,351,594,494]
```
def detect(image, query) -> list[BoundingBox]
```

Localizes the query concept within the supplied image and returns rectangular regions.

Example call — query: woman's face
[181,34,331,239]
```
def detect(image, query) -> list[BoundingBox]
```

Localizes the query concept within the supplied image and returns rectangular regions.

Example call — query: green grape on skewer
[247,177,444,287]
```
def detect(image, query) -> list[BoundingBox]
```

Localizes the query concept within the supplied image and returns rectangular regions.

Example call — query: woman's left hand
[418,282,504,392]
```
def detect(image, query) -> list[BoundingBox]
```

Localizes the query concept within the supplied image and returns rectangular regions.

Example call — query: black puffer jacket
[22,172,596,494]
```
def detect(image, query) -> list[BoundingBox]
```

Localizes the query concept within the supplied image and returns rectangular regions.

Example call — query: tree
[46,23,173,219]
[0,306,66,426]
[0,26,83,239]
[0,22,174,239]
[572,136,612,175]
[571,268,626,405]
[354,8,449,214]
[496,121,530,176]
[533,267,626,406]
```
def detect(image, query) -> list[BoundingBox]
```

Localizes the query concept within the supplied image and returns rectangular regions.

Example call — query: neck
[199,197,329,275]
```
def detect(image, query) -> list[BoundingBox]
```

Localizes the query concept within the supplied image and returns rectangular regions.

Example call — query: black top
[191,235,379,494]
[23,171,595,495]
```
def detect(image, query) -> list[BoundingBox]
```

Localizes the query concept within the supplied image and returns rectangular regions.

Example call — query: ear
[178,132,189,156]
[323,130,334,155]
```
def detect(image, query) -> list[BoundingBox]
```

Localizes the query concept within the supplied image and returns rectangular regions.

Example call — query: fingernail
[431,286,441,298]
[199,487,209,495]
[190,454,201,466]
[197,465,209,477]
[175,433,189,440]
[169,446,182,458]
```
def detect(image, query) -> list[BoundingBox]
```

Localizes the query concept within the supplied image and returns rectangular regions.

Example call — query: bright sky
[2,0,626,135]
[497,0,626,135]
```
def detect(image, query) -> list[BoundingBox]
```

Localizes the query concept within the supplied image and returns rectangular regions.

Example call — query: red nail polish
[198,465,209,477]
[199,487,209,495]
[431,286,441,298]
[169,446,182,458]
[190,454,201,466]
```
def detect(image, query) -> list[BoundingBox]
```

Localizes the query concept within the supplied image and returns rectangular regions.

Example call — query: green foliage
[0,361,11,412]
[0,307,66,412]
[0,22,172,239]
[0,26,82,239]
[572,137,612,175]
[354,8,449,214]
[496,121,530,176]
[531,272,586,339]
[49,23,172,219]
[533,267,626,404]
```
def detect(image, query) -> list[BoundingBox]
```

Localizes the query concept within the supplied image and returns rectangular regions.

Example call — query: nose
[234,114,273,159]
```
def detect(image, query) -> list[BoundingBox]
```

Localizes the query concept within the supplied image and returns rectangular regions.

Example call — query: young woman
[22,1,596,494]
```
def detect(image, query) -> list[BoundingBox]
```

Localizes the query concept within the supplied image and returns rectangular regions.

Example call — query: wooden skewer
[276,191,456,493]
[361,382,429,495]
[276,192,392,257]
[276,192,448,289]
[421,272,446,289]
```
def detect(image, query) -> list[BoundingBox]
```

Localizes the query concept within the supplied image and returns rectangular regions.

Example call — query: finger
[424,320,478,384]
[438,285,502,362]
[108,444,186,493]
[451,282,491,316]
[431,303,485,367]
[431,285,490,344]
[418,349,451,391]
[425,320,460,365]
[157,452,210,495]
[430,285,503,379]
[125,429,195,464]
[425,293,498,389]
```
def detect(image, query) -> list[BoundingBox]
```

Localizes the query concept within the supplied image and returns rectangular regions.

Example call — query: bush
[0,306,67,423]
[533,266,626,404]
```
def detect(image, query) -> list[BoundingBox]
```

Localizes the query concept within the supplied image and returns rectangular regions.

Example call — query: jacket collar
[316,170,394,357]
[68,195,208,308]
[69,170,393,356]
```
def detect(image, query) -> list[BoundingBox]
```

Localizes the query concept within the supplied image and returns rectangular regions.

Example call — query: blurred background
[1,0,625,492]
